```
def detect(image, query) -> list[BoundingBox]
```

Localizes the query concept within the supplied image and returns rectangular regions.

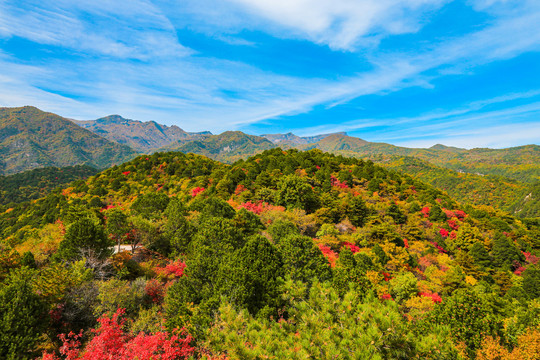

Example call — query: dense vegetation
[0,165,98,206]
[301,134,540,184]
[1,148,538,359]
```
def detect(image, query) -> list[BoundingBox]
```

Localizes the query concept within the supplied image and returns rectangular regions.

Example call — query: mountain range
[74,115,211,152]
[71,110,540,181]
[0,106,137,175]
[1,106,538,217]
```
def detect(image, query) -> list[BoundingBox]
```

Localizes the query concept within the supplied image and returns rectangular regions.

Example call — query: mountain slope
[0,106,138,175]
[73,115,211,152]
[509,181,540,218]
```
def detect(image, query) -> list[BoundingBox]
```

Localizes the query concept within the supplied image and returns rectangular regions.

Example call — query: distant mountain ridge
[0,106,138,175]
[68,114,539,182]
[66,111,539,184]
[261,132,347,145]
[160,131,275,163]
[73,115,211,152]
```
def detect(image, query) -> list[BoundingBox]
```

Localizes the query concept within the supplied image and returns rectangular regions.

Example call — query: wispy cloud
[292,92,540,148]
[0,0,191,59]
[185,0,450,51]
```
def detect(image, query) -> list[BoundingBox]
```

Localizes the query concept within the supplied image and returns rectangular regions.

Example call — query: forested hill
[1,148,538,359]
[0,106,138,175]
[2,105,537,219]
[66,110,539,184]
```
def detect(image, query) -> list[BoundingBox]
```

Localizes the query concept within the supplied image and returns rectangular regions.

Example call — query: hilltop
[0,107,138,175]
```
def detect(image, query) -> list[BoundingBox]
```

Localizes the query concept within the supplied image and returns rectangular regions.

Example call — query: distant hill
[73,115,211,153]
[0,165,98,205]
[161,131,275,163]
[299,133,540,183]
[378,155,530,215]
[0,106,138,175]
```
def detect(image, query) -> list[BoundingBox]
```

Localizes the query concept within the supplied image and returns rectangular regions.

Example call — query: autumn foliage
[41,309,194,360]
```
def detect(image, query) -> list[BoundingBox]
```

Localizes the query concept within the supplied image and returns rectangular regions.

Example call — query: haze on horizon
[0,0,539,149]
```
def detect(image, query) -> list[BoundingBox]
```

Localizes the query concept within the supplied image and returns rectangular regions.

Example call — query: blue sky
[0,0,539,148]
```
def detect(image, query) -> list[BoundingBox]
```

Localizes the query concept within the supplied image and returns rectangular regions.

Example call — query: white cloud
[219,0,450,50]
[0,0,191,60]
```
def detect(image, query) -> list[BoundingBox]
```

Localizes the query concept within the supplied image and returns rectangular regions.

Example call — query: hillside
[510,181,540,218]
[8,106,537,217]
[74,115,211,152]
[161,131,275,163]
[1,149,538,359]
[0,107,138,175]
[0,165,98,206]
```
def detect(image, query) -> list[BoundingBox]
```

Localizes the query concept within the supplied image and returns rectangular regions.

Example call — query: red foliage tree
[318,244,338,268]
[41,309,194,360]
[190,187,205,197]
[523,251,539,265]
[330,175,349,189]
[234,184,247,195]
[342,242,360,253]
[439,228,449,238]
[238,201,266,215]
[382,272,392,281]
[430,241,447,254]
[154,260,186,280]
[419,291,443,303]
[447,219,459,231]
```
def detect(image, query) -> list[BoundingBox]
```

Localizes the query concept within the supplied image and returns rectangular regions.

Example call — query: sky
[0,0,539,148]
